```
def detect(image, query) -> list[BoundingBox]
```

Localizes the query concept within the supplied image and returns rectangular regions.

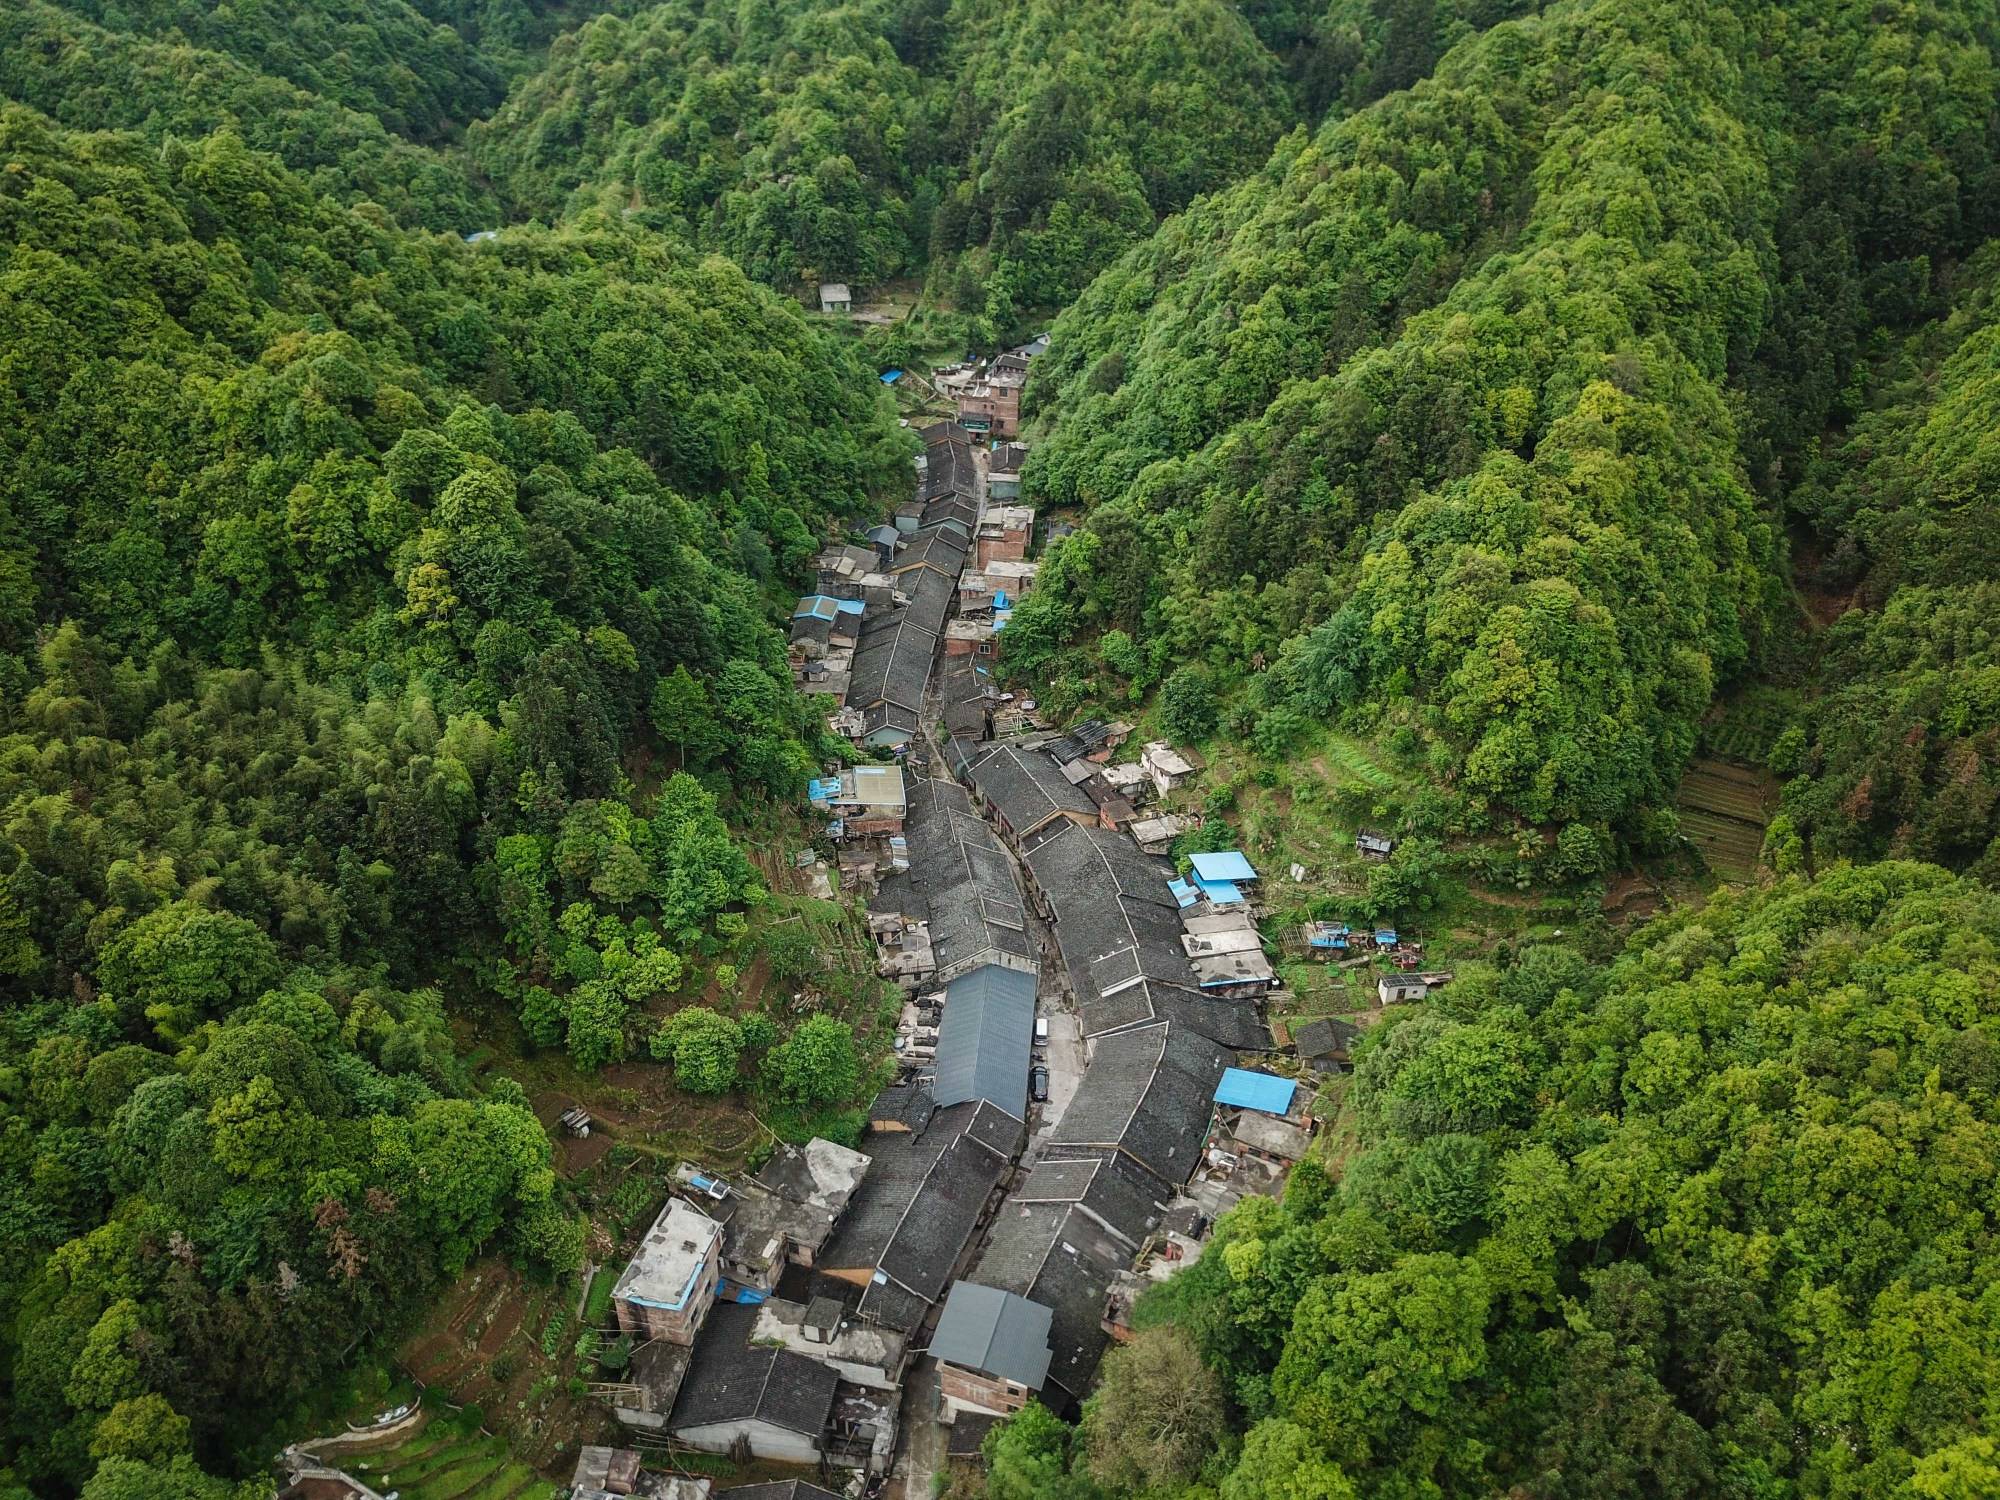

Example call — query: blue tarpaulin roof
[1190,850,1258,883]
[1306,924,1350,949]
[1375,928,1398,945]
[808,777,841,803]
[1214,1068,1297,1116]
[880,369,902,383]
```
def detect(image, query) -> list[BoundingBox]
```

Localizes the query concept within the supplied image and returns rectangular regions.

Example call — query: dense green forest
[987,862,2000,1498]
[0,2,906,1479]
[466,0,1542,315]
[1006,0,2000,849]
[4,0,2000,1493]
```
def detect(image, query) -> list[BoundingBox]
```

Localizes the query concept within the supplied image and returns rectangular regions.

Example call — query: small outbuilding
[818,282,852,313]
[1213,1068,1298,1117]
[1378,974,1429,1005]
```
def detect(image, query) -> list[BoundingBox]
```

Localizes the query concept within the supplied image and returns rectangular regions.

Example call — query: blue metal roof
[881,369,902,383]
[795,595,839,621]
[1192,874,1243,906]
[1375,928,1398,945]
[1167,877,1200,908]
[1190,850,1258,883]
[1214,1068,1298,1116]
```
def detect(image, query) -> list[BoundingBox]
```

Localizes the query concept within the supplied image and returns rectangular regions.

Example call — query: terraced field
[1676,759,1776,881]
[350,1423,559,1500]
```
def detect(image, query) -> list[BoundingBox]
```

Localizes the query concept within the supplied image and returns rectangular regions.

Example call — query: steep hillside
[1772,245,2000,881]
[0,90,903,1494]
[1012,861,2000,1499]
[1006,0,2000,846]
[469,0,1295,306]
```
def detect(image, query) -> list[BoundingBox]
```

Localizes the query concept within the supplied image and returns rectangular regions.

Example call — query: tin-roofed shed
[1189,850,1258,884]
[1212,1068,1298,1117]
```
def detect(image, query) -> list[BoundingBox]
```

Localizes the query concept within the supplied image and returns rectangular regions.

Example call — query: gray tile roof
[989,443,1029,475]
[1292,1016,1360,1061]
[822,1100,1021,1334]
[894,780,1033,982]
[1024,822,1269,1049]
[933,964,1036,1115]
[1047,1021,1227,1194]
[874,1129,1009,1308]
[920,420,972,449]
[671,1304,838,1437]
[848,615,935,713]
[893,527,969,579]
[929,1281,1055,1391]
[1011,1151,1160,1246]
[969,1198,1129,1410]
[901,564,956,640]
[967,742,1096,838]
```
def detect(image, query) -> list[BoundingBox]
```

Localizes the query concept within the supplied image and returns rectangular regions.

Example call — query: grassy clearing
[581,1265,616,1326]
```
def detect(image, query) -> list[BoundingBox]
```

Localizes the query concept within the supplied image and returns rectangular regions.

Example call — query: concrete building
[976,502,1035,566]
[1379,974,1429,1004]
[931,1281,1055,1419]
[1141,741,1198,796]
[694,1139,872,1301]
[817,763,908,838]
[752,1294,910,1390]
[613,1199,724,1344]
[819,282,852,313]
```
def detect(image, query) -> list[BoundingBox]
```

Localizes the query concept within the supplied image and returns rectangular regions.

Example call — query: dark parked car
[1030,1064,1050,1102]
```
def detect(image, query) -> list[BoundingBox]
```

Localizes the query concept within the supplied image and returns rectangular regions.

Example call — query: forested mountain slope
[1018,861,2000,1499]
[0,84,905,1495]
[1772,245,2000,882]
[469,0,1293,306]
[1005,0,2000,841]
[466,0,1541,310]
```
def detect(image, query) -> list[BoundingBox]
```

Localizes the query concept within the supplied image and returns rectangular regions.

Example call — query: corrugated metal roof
[1189,850,1257,883]
[932,964,1035,1115]
[1213,1067,1297,1116]
[928,1281,1053,1390]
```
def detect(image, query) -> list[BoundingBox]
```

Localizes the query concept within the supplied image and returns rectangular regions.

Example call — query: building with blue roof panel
[1212,1068,1298,1117]
[1189,851,1258,884]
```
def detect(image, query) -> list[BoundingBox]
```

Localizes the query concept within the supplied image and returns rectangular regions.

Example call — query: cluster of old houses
[567,339,1446,1493]
[931,333,1046,438]
[791,422,1037,766]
